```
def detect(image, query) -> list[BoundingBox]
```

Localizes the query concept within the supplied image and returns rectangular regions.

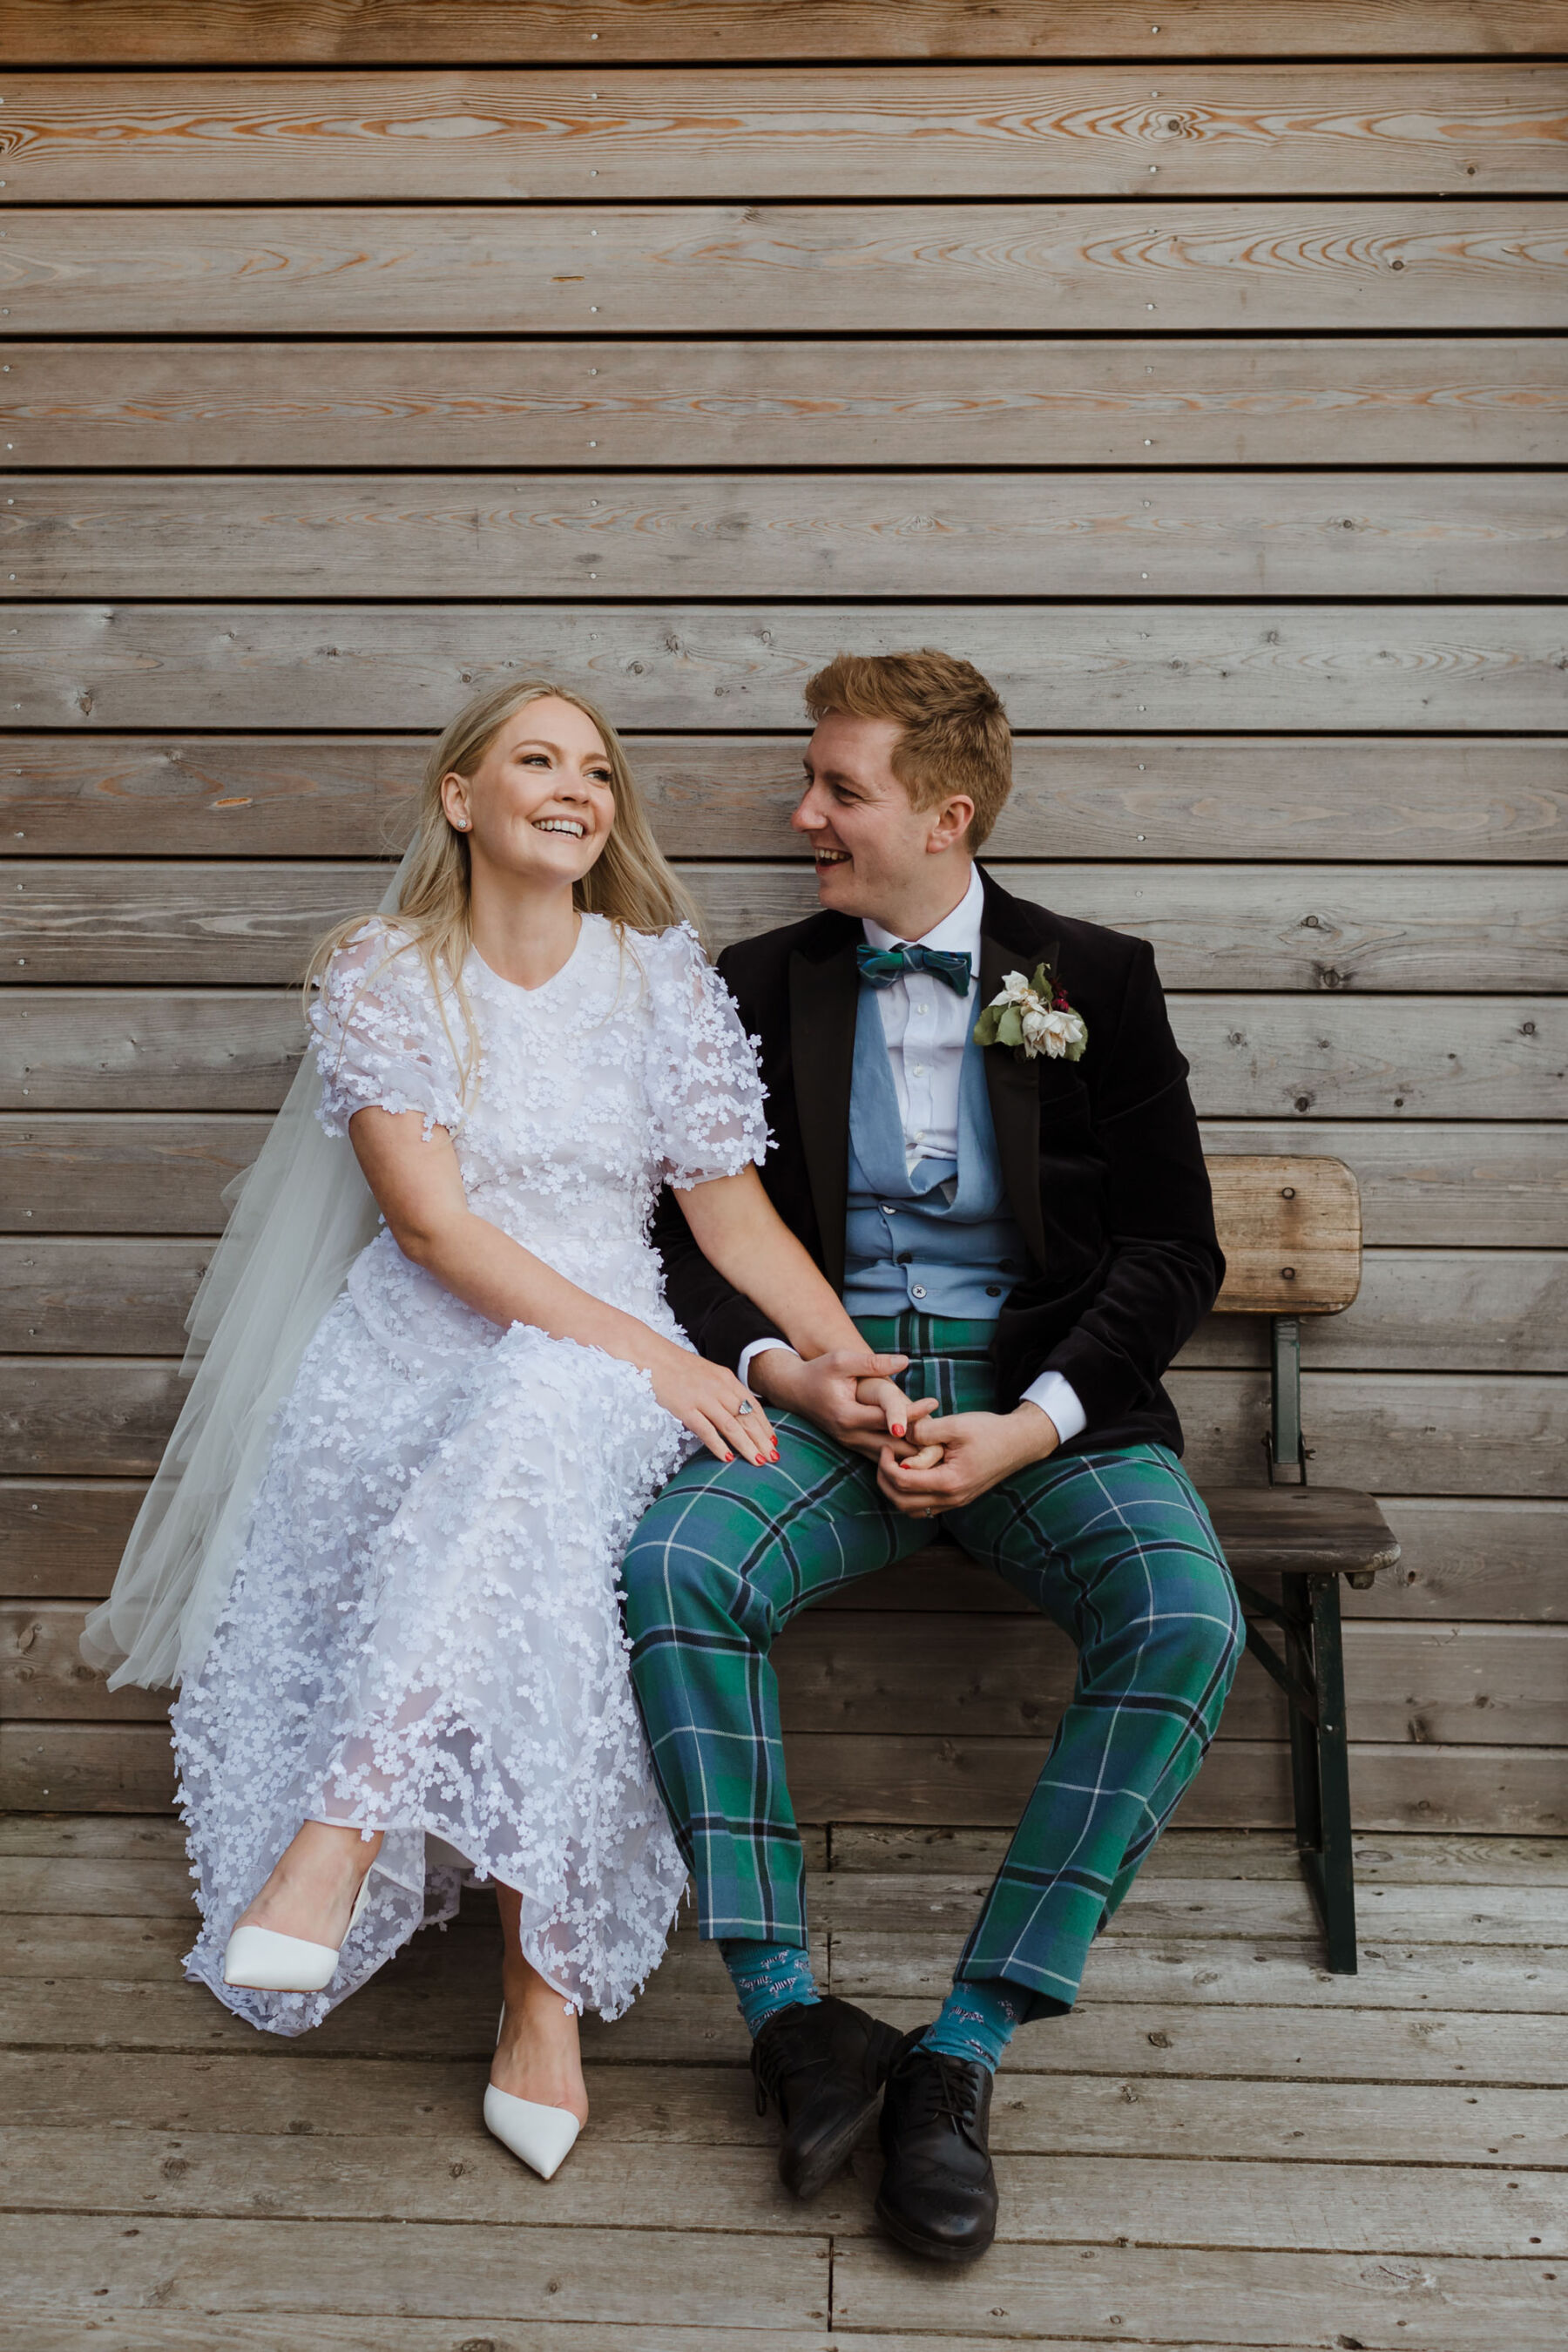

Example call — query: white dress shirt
[862,862,984,1172]
[741,865,1086,1444]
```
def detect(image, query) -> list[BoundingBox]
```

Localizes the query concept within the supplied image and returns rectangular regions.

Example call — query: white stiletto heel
[483,2006,582,2181]
[222,1863,375,1993]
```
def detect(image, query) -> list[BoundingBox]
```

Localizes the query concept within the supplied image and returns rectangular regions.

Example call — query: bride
[82,679,908,2180]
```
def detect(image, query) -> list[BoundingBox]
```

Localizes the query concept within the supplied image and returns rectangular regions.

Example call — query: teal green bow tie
[855,943,973,996]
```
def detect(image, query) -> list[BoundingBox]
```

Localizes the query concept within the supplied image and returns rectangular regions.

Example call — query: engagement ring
[736,1399,754,1417]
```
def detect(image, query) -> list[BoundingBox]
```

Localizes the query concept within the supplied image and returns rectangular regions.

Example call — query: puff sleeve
[640,924,769,1189]
[308,920,468,1141]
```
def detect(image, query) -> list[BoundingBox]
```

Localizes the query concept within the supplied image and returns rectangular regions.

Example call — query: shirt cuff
[1022,1369,1086,1445]
[739,1336,799,1391]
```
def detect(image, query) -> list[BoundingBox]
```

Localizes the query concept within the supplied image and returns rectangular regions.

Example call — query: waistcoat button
[910,1283,928,1300]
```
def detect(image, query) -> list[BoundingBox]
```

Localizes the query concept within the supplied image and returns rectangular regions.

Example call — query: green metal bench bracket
[1267,1313,1307,1485]
[1236,1312,1360,1974]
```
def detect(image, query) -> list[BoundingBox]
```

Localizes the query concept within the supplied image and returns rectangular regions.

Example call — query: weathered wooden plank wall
[1,0,1564,1832]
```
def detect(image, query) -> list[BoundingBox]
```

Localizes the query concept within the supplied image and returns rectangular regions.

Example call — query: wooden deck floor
[2,1819,1565,2350]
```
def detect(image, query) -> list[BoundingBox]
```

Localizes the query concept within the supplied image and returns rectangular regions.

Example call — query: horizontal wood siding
[10,473,1568,599]
[10,340,1565,470]
[10,605,1566,728]
[8,859,1567,988]
[5,205,1565,333]
[7,67,1565,199]
[4,3,1565,64]
[8,734,1565,860]
[0,1,1561,1830]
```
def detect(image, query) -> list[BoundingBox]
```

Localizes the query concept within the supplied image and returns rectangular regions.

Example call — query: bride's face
[442,698,617,888]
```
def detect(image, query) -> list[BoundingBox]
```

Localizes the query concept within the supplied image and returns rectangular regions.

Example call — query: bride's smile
[438,694,618,990]
[442,699,616,876]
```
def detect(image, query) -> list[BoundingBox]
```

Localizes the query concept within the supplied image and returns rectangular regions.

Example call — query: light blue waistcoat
[842,983,1031,1321]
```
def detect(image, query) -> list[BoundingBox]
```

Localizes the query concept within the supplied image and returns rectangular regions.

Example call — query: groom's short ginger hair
[804,648,1013,852]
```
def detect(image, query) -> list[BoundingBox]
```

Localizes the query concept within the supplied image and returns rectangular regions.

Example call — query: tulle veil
[80,848,416,1691]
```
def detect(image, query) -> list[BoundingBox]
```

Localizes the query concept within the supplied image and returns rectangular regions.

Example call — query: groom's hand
[750,1346,923,1462]
[877,1402,1060,1517]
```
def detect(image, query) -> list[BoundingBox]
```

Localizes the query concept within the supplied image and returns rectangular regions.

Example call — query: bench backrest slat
[1207,1155,1361,1316]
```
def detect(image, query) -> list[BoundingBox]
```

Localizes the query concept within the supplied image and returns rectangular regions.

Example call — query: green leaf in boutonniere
[974,961,1088,1064]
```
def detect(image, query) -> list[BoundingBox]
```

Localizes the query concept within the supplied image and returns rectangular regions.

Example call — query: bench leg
[1281,1575,1321,1852]
[1310,1575,1358,1974]
[1281,1572,1359,1976]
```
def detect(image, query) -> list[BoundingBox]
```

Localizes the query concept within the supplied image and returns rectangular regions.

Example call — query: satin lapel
[788,936,860,1293]
[978,929,1048,1274]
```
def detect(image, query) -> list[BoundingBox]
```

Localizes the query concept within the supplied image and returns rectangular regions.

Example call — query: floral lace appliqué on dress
[172,913,768,2033]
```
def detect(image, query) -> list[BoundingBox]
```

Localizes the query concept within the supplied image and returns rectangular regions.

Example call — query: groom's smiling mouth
[814,848,851,866]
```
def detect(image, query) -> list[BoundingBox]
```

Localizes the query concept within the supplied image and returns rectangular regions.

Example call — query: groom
[622,650,1242,2262]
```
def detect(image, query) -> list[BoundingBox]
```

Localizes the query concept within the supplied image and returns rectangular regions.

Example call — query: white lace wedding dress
[172,911,767,2034]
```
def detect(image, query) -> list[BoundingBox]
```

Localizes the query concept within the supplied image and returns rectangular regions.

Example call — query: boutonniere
[973,955,1088,1064]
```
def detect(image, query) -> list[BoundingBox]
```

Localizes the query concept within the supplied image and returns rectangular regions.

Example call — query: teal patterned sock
[719,1938,821,2038]
[921,1977,1024,2074]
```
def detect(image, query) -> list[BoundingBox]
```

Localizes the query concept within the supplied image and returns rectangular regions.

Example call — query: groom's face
[794,711,966,923]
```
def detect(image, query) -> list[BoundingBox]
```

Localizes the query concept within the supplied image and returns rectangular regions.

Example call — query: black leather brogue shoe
[875,2033,998,2262]
[749,1994,905,2200]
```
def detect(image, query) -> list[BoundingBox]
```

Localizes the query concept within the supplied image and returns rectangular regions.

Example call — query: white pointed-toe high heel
[222,1865,374,1994]
[483,2007,582,2181]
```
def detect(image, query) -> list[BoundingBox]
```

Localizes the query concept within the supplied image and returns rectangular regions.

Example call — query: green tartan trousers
[621,1314,1243,2018]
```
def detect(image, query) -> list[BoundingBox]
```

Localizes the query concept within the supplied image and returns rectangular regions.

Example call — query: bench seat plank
[1202,1485,1400,1578]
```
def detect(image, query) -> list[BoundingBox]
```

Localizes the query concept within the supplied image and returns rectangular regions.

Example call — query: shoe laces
[902,2049,982,2135]
[750,2024,800,2119]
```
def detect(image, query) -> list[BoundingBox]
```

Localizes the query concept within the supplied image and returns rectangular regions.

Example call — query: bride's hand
[855,1375,941,1460]
[651,1347,778,1468]
[874,1387,945,1471]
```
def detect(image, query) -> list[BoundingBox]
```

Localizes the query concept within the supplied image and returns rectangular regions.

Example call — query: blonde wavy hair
[306,678,701,1090]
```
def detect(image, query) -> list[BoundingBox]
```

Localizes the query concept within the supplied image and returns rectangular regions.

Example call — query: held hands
[750,1346,926,1463]
[659,1343,925,1475]
[867,1398,1062,1517]
[734,1344,1063,1506]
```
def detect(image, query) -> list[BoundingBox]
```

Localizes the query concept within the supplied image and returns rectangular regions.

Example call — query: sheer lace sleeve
[308,920,468,1140]
[640,923,769,1189]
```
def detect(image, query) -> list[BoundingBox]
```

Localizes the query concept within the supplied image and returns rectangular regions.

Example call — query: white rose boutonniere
[973,957,1087,1064]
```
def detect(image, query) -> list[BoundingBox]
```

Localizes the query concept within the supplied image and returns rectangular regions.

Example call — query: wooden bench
[1201,1156,1401,1976]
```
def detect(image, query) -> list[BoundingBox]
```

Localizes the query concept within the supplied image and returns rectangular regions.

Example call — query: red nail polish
[724,1450,734,1463]
[892,1424,905,1438]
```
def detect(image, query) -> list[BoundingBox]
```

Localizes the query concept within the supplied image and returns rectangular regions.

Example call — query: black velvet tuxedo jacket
[653,866,1224,1459]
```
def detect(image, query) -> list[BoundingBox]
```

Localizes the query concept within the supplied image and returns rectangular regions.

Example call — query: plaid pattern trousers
[622,1315,1244,2017]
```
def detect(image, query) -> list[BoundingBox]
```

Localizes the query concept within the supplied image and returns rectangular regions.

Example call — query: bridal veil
[79,849,415,1691]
